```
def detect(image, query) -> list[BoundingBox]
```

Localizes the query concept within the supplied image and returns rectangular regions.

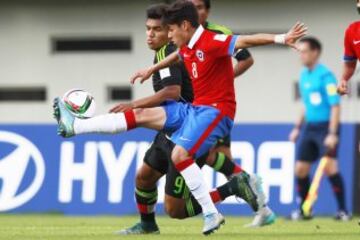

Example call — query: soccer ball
[62,89,96,119]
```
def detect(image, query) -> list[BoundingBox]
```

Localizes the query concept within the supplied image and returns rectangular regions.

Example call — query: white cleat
[202,213,225,235]
[245,206,276,228]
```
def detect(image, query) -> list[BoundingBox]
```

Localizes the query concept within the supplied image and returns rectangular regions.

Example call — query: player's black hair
[163,0,200,28]
[146,3,168,20]
[300,37,322,53]
[200,0,211,9]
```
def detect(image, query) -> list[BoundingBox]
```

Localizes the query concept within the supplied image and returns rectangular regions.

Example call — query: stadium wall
[0,0,359,123]
[0,124,356,216]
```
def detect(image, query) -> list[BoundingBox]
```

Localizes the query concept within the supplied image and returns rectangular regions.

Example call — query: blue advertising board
[0,124,355,216]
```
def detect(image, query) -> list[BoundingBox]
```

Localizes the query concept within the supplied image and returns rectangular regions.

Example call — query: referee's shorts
[296,122,338,163]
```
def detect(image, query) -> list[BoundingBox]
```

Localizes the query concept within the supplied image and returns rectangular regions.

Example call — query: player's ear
[181,20,189,31]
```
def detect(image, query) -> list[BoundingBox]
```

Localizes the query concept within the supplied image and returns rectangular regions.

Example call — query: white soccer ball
[62,89,96,119]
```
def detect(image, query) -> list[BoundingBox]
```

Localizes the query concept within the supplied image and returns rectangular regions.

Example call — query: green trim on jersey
[156,44,167,62]
[206,21,233,35]
[183,187,196,217]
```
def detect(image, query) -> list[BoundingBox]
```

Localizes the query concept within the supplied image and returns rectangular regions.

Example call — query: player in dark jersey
[111,4,267,235]
[53,1,306,234]
[337,0,360,95]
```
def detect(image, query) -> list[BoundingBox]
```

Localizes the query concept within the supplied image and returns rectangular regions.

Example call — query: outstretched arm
[234,22,307,50]
[130,51,180,84]
[337,61,357,95]
[110,85,181,113]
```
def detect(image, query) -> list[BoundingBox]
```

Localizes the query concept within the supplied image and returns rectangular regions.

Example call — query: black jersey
[152,43,193,103]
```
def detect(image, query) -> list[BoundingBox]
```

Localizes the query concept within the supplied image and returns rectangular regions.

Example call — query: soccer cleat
[334,211,351,221]
[202,213,225,235]
[245,206,276,228]
[290,209,313,221]
[114,222,160,235]
[248,175,267,211]
[230,172,259,212]
[53,97,76,138]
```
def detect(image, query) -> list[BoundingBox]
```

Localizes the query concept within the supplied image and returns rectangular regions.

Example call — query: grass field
[0,214,359,240]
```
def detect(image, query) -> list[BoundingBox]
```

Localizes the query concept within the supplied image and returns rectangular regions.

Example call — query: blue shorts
[162,101,233,158]
[296,122,338,162]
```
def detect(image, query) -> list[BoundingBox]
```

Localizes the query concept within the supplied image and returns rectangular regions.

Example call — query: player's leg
[204,142,275,227]
[291,127,316,220]
[316,127,349,221]
[168,106,234,234]
[205,147,242,178]
[116,133,170,235]
[53,97,167,137]
[171,144,224,235]
[324,158,349,220]
[116,163,163,235]
[163,162,256,219]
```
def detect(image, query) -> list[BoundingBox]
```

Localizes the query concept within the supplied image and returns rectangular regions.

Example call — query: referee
[289,37,349,221]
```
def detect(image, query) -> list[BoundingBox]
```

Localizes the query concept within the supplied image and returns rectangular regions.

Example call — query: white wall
[0,0,358,123]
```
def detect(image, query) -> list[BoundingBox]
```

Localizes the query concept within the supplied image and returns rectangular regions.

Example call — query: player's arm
[338,25,358,95]
[233,49,254,78]
[110,85,180,113]
[338,60,357,95]
[289,106,305,142]
[130,51,180,84]
[234,22,307,50]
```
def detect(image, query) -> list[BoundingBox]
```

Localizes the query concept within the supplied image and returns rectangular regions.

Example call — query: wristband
[274,34,286,44]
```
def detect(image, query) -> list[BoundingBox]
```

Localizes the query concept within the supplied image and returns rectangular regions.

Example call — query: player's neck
[187,27,198,45]
[306,62,318,71]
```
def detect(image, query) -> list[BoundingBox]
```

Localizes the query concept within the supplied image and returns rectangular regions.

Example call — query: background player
[111,4,269,235]
[289,37,349,221]
[337,0,360,95]
[54,0,307,234]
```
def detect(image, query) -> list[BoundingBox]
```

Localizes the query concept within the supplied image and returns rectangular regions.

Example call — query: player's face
[298,42,320,67]
[190,0,209,25]
[146,19,169,50]
[168,22,191,48]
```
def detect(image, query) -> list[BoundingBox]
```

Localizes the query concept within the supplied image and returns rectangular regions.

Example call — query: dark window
[0,87,46,102]
[52,37,132,53]
[108,86,132,101]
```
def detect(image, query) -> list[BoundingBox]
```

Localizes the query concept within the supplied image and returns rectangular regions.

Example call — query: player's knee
[164,201,186,219]
[171,145,189,165]
[324,159,338,176]
[133,108,147,124]
[135,170,148,188]
[295,162,310,178]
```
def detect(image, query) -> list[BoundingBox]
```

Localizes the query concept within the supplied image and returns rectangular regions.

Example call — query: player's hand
[285,22,308,49]
[324,133,338,150]
[109,102,134,113]
[289,127,300,142]
[130,67,154,84]
[337,80,349,95]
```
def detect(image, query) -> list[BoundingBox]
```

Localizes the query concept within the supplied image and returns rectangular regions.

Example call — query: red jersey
[179,25,238,119]
[344,21,360,62]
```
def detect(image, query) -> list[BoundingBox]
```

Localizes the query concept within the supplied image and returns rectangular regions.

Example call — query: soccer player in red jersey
[54,0,306,234]
[337,0,360,95]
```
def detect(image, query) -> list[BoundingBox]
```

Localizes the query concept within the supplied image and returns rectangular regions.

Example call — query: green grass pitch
[0,214,359,240]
